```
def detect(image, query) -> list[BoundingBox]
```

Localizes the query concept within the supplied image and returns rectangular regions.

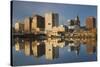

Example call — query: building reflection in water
[66,38,80,55]
[44,38,59,60]
[14,37,96,60]
[24,39,33,56]
[32,40,45,57]
[81,38,96,55]
[15,38,24,52]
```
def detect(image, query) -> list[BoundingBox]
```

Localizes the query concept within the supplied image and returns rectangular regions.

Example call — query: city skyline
[11,1,97,66]
[12,1,97,26]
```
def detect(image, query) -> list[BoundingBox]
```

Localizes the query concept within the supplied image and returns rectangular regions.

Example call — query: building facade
[31,15,45,32]
[24,17,32,33]
[15,21,24,33]
[86,16,96,30]
[45,12,59,31]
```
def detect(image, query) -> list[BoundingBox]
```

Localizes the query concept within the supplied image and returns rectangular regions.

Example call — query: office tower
[86,16,96,29]
[45,12,59,31]
[24,17,32,33]
[15,21,24,33]
[31,15,45,32]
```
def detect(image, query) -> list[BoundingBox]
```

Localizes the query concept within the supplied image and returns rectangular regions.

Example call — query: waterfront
[12,37,97,66]
[11,1,97,66]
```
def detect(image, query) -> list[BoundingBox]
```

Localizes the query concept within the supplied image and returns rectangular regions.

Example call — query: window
[48,23,51,25]
[49,49,51,51]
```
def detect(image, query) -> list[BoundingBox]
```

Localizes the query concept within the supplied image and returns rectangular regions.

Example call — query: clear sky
[12,1,97,26]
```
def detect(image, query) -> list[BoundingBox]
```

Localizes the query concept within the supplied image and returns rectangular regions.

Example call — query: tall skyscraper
[86,16,96,29]
[31,15,45,32]
[45,12,59,31]
[24,17,32,33]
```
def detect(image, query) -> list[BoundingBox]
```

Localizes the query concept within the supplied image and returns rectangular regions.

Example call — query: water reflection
[13,37,97,65]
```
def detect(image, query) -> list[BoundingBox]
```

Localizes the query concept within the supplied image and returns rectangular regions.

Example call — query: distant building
[45,12,59,31]
[74,16,80,26]
[68,19,75,26]
[46,25,65,37]
[57,25,65,36]
[31,15,45,32]
[67,16,80,33]
[24,17,32,33]
[86,16,96,30]
[15,21,24,33]
[74,16,80,32]
[80,26,86,30]
[63,25,68,32]
[68,20,75,33]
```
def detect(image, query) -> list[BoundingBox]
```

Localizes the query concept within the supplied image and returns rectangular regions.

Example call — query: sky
[11,1,97,26]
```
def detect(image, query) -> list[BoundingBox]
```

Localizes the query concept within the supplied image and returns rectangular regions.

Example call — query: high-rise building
[15,21,24,33]
[86,16,96,29]
[45,12,59,31]
[24,17,32,33]
[31,15,45,32]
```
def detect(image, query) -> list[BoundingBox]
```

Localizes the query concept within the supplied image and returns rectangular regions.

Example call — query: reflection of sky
[12,1,97,26]
[13,42,97,66]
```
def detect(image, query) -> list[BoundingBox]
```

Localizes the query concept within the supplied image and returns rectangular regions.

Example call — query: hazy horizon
[11,1,97,27]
